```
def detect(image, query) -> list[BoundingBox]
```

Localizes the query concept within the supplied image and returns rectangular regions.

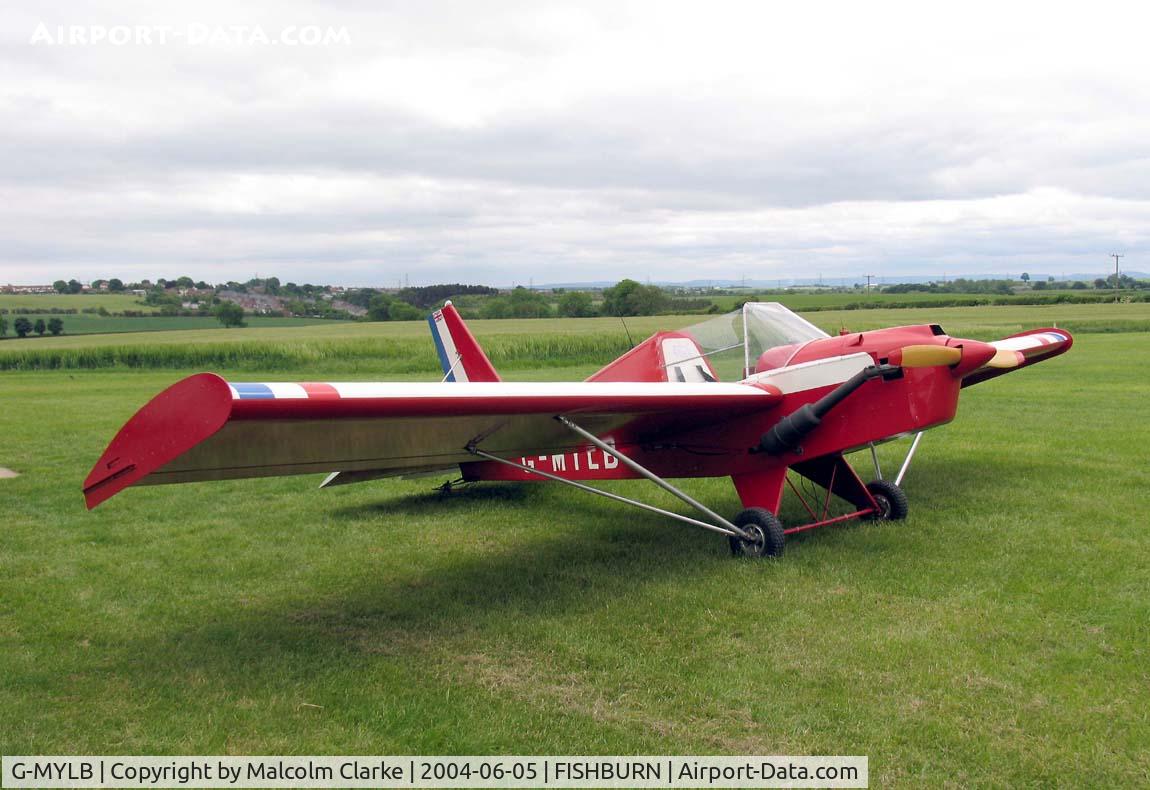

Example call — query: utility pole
[1111,253,1123,284]
[864,274,876,293]
[1111,253,1124,303]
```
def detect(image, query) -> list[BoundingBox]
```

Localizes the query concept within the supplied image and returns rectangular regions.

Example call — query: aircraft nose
[946,339,998,376]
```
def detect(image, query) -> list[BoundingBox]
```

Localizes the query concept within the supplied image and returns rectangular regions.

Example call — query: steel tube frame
[467,447,739,537]
[556,415,750,539]
[783,509,872,535]
[783,460,879,534]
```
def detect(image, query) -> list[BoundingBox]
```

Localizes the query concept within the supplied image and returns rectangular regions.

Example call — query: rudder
[428,301,501,382]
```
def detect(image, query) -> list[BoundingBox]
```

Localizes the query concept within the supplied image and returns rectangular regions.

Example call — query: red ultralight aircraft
[84,302,1071,557]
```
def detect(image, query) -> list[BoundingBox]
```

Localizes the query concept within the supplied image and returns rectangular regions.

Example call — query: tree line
[1,316,64,338]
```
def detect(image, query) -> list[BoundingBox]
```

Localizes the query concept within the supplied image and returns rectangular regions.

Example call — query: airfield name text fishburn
[2,755,868,788]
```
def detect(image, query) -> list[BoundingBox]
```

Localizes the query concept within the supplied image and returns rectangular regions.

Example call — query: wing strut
[465,416,751,540]
[556,416,748,538]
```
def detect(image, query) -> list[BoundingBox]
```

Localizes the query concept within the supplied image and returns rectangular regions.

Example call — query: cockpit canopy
[673,302,829,381]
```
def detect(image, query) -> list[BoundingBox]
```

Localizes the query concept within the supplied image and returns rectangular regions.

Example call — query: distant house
[217,290,289,316]
[332,299,367,317]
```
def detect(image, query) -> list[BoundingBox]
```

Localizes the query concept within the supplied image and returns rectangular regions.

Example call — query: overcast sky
[2,0,1149,286]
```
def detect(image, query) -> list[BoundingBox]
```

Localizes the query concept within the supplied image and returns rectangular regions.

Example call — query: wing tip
[82,373,234,508]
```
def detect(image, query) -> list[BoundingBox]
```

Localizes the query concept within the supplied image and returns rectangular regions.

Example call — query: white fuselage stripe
[743,352,873,394]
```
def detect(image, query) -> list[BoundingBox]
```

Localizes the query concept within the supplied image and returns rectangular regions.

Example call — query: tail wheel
[865,479,909,521]
[728,507,786,558]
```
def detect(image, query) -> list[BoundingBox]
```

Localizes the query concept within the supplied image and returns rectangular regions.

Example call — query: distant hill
[535,272,1149,290]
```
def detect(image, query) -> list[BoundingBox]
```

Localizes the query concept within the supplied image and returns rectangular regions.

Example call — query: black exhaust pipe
[756,364,900,456]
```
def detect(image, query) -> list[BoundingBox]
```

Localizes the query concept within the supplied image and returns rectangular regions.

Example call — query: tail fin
[428,301,501,382]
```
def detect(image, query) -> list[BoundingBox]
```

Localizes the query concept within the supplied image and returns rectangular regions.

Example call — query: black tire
[864,479,909,521]
[728,507,786,558]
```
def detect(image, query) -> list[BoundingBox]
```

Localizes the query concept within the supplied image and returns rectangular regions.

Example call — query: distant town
[1,271,1147,339]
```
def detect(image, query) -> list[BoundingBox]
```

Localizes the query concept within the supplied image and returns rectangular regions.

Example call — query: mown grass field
[2,305,1148,786]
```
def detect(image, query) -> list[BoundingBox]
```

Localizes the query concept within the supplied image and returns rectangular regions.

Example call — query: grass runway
[1,307,1148,786]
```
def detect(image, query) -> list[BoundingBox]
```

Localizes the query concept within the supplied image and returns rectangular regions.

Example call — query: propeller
[890,342,1025,374]
[887,345,963,368]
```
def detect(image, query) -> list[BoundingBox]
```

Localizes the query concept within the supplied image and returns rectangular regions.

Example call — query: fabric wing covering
[83,373,782,509]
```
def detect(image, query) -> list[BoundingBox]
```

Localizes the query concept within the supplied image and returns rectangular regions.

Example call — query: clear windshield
[674,302,829,381]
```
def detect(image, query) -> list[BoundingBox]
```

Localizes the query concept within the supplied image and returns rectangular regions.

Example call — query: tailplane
[428,301,501,382]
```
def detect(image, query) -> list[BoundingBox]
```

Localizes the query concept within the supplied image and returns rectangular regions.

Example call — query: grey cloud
[2,1,1149,284]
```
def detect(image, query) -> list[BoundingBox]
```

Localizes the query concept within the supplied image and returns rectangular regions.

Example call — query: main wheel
[728,507,786,558]
[864,479,909,521]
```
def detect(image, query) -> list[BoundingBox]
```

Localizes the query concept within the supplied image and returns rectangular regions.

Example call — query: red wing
[961,328,1073,387]
[83,373,781,508]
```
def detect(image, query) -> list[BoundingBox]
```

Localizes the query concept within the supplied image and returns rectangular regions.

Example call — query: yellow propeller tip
[987,349,1025,369]
[896,345,963,368]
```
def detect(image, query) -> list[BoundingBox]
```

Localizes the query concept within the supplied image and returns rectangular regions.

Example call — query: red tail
[428,302,501,382]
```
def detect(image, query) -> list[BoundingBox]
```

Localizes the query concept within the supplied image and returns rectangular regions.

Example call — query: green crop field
[700,289,1134,312]
[0,313,346,336]
[2,305,1148,786]
[0,293,159,313]
[0,294,349,335]
[703,290,981,311]
[3,301,1149,373]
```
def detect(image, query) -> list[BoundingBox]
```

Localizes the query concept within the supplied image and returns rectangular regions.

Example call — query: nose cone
[947,339,998,377]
